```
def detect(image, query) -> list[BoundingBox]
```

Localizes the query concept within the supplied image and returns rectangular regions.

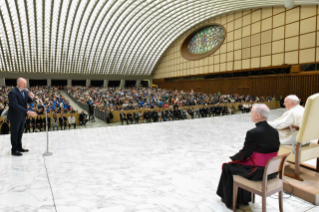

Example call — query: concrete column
[26,78,30,86]
[67,79,72,86]
[120,79,125,88]
[86,79,91,87]
[149,79,153,87]
[0,78,5,86]
[47,79,51,86]
[135,79,141,87]
[103,79,109,87]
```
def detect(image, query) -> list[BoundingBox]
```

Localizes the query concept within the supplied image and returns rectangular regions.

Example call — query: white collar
[16,86,24,92]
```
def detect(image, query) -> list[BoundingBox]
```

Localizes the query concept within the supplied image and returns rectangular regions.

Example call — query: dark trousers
[24,124,31,133]
[61,122,66,130]
[10,119,25,152]
[134,118,139,124]
[128,118,133,124]
[217,164,252,208]
[69,123,76,129]
[43,124,50,131]
[121,118,128,125]
[89,112,94,121]
[80,120,88,125]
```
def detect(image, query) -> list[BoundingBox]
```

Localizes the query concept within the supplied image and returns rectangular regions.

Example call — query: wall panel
[154,73,319,105]
[153,5,319,80]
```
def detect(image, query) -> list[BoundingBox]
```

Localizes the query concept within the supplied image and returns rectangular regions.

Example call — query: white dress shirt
[68,116,76,124]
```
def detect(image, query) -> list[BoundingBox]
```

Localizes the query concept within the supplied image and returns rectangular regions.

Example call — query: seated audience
[217,104,280,209]
[133,110,139,123]
[152,109,159,122]
[243,101,251,113]
[52,114,59,131]
[25,115,31,133]
[68,114,76,129]
[230,103,236,115]
[79,110,88,126]
[106,108,114,123]
[120,109,128,125]
[0,118,10,134]
[187,107,194,119]
[222,104,229,116]
[127,111,133,124]
[59,114,67,130]
[143,109,151,123]
[35,115,43,132]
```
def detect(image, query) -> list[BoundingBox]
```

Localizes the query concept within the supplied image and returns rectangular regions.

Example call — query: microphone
[25,88,37,101]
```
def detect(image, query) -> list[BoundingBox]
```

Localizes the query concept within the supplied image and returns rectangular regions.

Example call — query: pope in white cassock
[268,95,304,145]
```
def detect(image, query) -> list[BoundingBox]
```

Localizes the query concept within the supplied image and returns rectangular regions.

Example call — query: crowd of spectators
[0,86,81,134]
[67,86,280,111]
[67,86,284,125]
[0,85,285,132]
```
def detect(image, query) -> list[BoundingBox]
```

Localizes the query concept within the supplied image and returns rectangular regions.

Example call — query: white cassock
[268,105,304,145]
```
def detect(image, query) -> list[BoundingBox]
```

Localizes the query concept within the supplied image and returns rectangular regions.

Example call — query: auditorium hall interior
[1,0,319,212]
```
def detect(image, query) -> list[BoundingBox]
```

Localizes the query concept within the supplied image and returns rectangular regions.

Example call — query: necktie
[21,91,25,99]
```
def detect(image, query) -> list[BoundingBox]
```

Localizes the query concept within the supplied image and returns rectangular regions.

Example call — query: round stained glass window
[188,26,225,54]
[180,24,226,60]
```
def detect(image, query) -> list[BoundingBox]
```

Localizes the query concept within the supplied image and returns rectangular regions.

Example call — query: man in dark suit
[120,110,128,125]
[133,110,139,124]
[8,78,37,156]
[79,110,88,126]
[217,104,280,209]
[127,111,133,124]
[59,114,67,130]
[152,109,158,122]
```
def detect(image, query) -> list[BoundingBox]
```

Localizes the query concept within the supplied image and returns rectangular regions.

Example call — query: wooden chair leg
[233,183,238,212]
[262,196,266,212]
[279,190,283,212]
[252,193,255,203]
[284,143,304,181]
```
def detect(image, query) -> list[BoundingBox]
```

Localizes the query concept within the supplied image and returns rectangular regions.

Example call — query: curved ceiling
[0,0,318,76]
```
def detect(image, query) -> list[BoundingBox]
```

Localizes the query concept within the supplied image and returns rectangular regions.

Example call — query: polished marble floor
[0,109,318,212]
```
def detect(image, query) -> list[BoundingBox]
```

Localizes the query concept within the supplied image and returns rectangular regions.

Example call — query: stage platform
[0,109,318,212]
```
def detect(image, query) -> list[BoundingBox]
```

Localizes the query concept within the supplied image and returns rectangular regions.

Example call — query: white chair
[278,93,319,181]
[233,153,290,212]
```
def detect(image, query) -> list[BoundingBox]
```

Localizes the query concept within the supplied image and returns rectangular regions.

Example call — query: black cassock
[217,121,280,208]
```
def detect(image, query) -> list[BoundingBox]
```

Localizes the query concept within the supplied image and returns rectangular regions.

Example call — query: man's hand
[27,111,37,117]
[28,92,35,99]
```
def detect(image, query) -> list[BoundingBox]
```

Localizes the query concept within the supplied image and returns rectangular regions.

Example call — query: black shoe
[18,148,29,152]
[12,151,22,156]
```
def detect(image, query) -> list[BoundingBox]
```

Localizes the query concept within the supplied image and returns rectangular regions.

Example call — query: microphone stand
[43,105,53,156]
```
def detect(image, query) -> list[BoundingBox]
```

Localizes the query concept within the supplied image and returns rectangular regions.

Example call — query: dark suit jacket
[59,116,67,125]
[230,121,280,161]
[8,87,33,122]
[120,113,126,120]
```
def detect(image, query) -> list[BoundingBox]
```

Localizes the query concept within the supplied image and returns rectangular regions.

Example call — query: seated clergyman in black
[217,104,280,209]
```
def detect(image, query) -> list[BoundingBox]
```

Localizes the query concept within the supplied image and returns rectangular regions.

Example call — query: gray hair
[252,103,270,119]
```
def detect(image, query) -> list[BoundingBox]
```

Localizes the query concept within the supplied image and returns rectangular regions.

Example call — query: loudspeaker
[284,0,295,9]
